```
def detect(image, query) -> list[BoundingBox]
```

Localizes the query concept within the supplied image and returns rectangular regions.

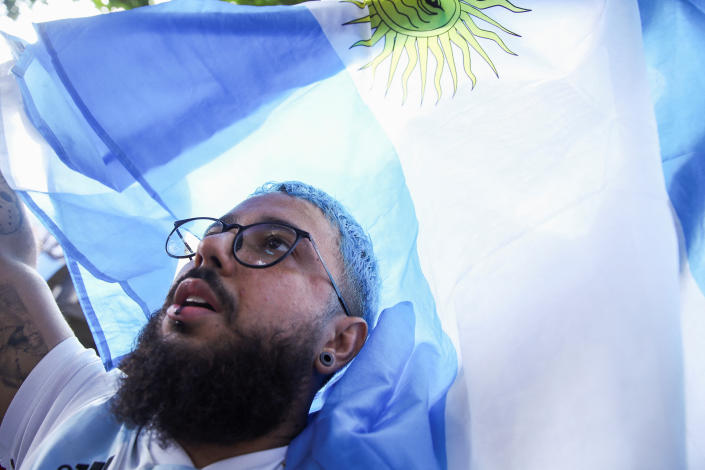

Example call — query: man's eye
[264,236,289,252]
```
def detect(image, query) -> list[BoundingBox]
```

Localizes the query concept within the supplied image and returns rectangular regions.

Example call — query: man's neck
[177,381,315,467]
[179,433,290,468]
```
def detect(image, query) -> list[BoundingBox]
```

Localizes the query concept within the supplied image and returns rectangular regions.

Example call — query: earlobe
[315,316,368,375]
[319,350,335,367]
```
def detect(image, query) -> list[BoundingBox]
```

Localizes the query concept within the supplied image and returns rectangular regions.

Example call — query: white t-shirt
[0,337,287,470]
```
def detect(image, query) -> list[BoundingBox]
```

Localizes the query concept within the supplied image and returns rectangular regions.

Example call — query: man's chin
[159,311,240,350]
[110,310,319,446]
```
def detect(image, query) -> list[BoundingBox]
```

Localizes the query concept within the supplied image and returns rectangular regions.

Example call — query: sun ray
[449,28,476,87]
[457,17,498,76]
[461,3,519,36]
[465,0,530,13]
[344,15,371,25]
[362,29,397,81]
[401,35,419,103]
[353,22,389,48]
[342,0,368,8]
[387,33,406,94]
[428,37,445,102]
[370,13,381,29]
[418,36,429,103]
[438,33,458,95]
[462,12,516,55]
[372,14,382,29]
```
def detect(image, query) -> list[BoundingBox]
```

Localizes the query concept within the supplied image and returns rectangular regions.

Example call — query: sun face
[345,0,529,103]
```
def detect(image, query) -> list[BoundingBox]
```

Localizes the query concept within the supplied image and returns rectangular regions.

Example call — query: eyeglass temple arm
[308,240,352,317]
[174,227,196,258]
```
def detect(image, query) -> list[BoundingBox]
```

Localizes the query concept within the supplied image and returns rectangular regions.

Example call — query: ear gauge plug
[319,351,335,367]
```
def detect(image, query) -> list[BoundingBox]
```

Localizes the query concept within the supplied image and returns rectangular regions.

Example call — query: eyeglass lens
[166,218,221,258]
[235,223,298,266]
[167,219,300,267]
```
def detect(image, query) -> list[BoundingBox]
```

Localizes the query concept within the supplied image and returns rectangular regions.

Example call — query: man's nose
[193,233,237,275]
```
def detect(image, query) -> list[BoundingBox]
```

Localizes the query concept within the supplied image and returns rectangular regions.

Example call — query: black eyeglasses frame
[166,217,352,317]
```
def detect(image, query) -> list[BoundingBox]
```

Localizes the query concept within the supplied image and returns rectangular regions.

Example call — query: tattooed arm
[0,168,73,421]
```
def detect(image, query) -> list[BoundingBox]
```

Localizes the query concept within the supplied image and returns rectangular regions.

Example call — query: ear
[315,316,368,375]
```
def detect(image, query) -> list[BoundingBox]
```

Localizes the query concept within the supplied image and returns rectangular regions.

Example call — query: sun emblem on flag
[345,0,529,103]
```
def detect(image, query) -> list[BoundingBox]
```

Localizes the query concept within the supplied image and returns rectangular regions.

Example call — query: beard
[110,268,322,446]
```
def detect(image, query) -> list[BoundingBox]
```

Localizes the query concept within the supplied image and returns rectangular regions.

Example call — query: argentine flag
[0,0,702,468]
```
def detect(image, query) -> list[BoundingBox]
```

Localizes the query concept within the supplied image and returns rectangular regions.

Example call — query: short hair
[252,181,379,323]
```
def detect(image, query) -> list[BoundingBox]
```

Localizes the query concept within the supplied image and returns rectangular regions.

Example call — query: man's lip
[172,278,223,313]
[166,303,217,324]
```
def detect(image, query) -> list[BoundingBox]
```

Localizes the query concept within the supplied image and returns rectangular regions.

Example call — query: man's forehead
[222,193,331,234]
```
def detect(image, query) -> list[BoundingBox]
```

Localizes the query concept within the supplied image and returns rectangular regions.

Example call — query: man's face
[161,192,345,346]
[111,192,348,445]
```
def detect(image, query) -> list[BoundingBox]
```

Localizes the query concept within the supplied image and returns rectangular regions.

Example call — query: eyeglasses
[165,217,351,316]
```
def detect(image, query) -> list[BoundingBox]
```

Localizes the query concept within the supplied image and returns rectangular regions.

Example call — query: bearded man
[0,175,378,469]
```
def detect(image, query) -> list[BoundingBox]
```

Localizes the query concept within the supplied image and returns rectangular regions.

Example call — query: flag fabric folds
[639,1,705,467]
[1,1,458,467]
[0,0,699,468]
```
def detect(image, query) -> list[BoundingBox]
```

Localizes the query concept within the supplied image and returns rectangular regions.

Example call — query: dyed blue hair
[252,181,379,323]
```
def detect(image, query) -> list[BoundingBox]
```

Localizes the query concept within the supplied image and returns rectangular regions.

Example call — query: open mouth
[171,277,224,317]
[182,296,216,311]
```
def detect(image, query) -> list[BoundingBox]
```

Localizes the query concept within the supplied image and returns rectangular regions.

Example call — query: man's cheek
[173,259,195,282]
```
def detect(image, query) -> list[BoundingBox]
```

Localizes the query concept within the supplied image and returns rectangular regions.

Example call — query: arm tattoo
[0,175,23,235]
[0,283,48,389]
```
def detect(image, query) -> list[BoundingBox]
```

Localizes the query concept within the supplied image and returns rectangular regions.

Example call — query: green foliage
[90,0,148,11]
[3,0,18,19]
[230,0,308,4]
[3,0,40,19]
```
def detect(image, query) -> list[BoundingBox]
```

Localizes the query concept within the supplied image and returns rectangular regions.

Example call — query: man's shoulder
[11,397,131,470]
[10,397,287,470]
[0,337,119,469]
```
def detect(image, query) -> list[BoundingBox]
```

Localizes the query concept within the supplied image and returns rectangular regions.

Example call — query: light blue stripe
[28,0,346,191]
[640,0,705,291]
[37,22,175,216]
[65,258,115,369]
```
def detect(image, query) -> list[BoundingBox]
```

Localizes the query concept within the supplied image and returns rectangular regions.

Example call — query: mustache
[162,266,236,319]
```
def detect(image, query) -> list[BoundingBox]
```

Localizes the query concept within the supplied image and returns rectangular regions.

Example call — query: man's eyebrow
[255,216,304,231]
[221,214,304,231]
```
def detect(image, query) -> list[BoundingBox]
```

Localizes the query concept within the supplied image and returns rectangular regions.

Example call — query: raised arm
[0,168,73,421]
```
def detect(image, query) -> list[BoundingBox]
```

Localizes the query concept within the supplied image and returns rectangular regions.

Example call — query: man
[0,169,378,469]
